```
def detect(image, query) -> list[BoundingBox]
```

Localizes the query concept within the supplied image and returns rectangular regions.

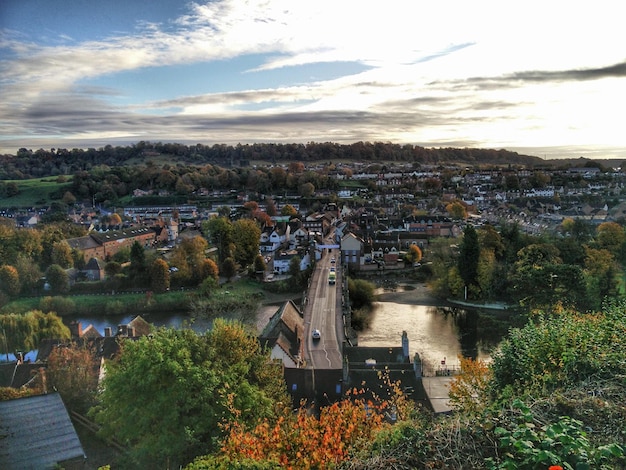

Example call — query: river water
[61,284,514,374]
[358,301,496,374]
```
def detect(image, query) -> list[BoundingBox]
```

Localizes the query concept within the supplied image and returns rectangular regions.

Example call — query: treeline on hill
[0,141,544,180]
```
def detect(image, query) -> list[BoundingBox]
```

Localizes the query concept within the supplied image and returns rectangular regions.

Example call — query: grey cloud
[453,61,626,91]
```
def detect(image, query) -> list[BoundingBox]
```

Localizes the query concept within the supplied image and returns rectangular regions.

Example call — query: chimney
[402,331,409,360]
[104,327,112,337]
[69,321,83,338]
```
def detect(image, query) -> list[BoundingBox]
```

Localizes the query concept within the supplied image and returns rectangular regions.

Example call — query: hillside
[1,142,546,180]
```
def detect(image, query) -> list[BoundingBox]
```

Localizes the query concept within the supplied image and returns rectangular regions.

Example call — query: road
[303,248,343,370]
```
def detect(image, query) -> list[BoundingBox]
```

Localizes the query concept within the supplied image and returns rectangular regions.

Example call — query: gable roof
[0,392,85,469]
[84,257,105,271]
[259,301,304,365]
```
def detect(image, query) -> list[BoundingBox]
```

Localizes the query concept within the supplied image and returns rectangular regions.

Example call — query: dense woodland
[0,142,545,180]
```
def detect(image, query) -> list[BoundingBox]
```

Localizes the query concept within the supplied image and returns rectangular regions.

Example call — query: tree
[129,241,148,285]
[15,255,42,295]
[478,224,504,260]
[253,254,266,274]
[199,258,219,282]
[0,265,21,298]
[221,257,237,281]
[232,219,261,267]
[280,204,298,217]
[62,191,76,205]
[215,394,387,469]
[449,356,492,414]
[149,258,170,293]
[45,264,70,294]
[288,255,301,277]
[458,225,480,292]
[348,278,376,309]
[0,310,70,355]
[104,261,122,277]
[203,217,234,263]
[596,221,625,254]
[47,343,99,413]
[94,322,286,468]
[51,240,74,268]
[445,201,467,220]
[404,244,422,266]
[299,182,315,198]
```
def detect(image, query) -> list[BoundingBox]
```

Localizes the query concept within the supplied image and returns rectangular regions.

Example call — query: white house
[341,232,364,265]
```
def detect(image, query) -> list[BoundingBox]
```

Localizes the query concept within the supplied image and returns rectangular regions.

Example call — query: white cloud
[1,0,625,156]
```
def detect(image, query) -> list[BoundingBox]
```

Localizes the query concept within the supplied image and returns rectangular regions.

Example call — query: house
[259,301,304,368]
[340,232,364,266]
[0,392,86,469]
[83,257,106,281]
[272,250,302,274]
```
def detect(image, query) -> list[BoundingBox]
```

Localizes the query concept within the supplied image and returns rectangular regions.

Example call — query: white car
[312,329,321,340]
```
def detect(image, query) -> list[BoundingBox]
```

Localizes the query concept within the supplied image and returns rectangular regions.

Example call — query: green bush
[486,399,624,470]
[38,296,76,316]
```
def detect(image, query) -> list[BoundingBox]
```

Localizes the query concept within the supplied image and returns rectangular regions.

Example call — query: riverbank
[374,282,450,307]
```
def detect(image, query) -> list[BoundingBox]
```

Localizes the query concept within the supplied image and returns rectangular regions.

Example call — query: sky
[1,0,625,159]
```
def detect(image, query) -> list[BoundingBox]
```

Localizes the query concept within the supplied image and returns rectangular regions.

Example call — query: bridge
[293,237,451,413]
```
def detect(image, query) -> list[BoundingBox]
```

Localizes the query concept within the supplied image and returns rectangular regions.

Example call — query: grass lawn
[0,177,72,209]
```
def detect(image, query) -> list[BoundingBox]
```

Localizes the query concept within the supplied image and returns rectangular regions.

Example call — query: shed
[0,392,86,469]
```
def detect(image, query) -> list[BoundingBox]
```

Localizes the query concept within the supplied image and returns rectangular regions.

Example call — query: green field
[0,177,72,209]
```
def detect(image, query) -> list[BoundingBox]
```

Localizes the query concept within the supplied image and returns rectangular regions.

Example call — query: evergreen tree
[458,225,480,292]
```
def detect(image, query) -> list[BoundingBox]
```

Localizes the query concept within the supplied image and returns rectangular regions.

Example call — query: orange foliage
[448,356,492,414]
[221,395,388,469]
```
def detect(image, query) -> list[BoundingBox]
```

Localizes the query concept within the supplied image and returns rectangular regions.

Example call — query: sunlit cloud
[0,0,625,157]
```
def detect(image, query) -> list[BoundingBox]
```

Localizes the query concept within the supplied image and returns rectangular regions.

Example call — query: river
[59,283,515,376]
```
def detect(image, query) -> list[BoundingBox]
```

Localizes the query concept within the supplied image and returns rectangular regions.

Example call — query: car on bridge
[312,329,321,340]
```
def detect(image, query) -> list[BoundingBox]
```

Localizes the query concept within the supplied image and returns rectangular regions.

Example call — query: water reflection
[357,301,495,372]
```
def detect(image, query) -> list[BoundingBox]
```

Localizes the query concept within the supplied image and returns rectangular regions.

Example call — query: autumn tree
[404,244,422,266]
[596,221,626,255]
[448,356,492,415]
[446,200,468,220]
[94,322,287,469]
[0,265,21,298]
[199,258,219,283]
[47,343,99,413]
[211,394,388,469]
[51,240,74,268]
[280,204,298,217]
[149,258,170,293]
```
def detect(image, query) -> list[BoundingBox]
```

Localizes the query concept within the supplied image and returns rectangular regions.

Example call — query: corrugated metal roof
[0,393,85,469]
